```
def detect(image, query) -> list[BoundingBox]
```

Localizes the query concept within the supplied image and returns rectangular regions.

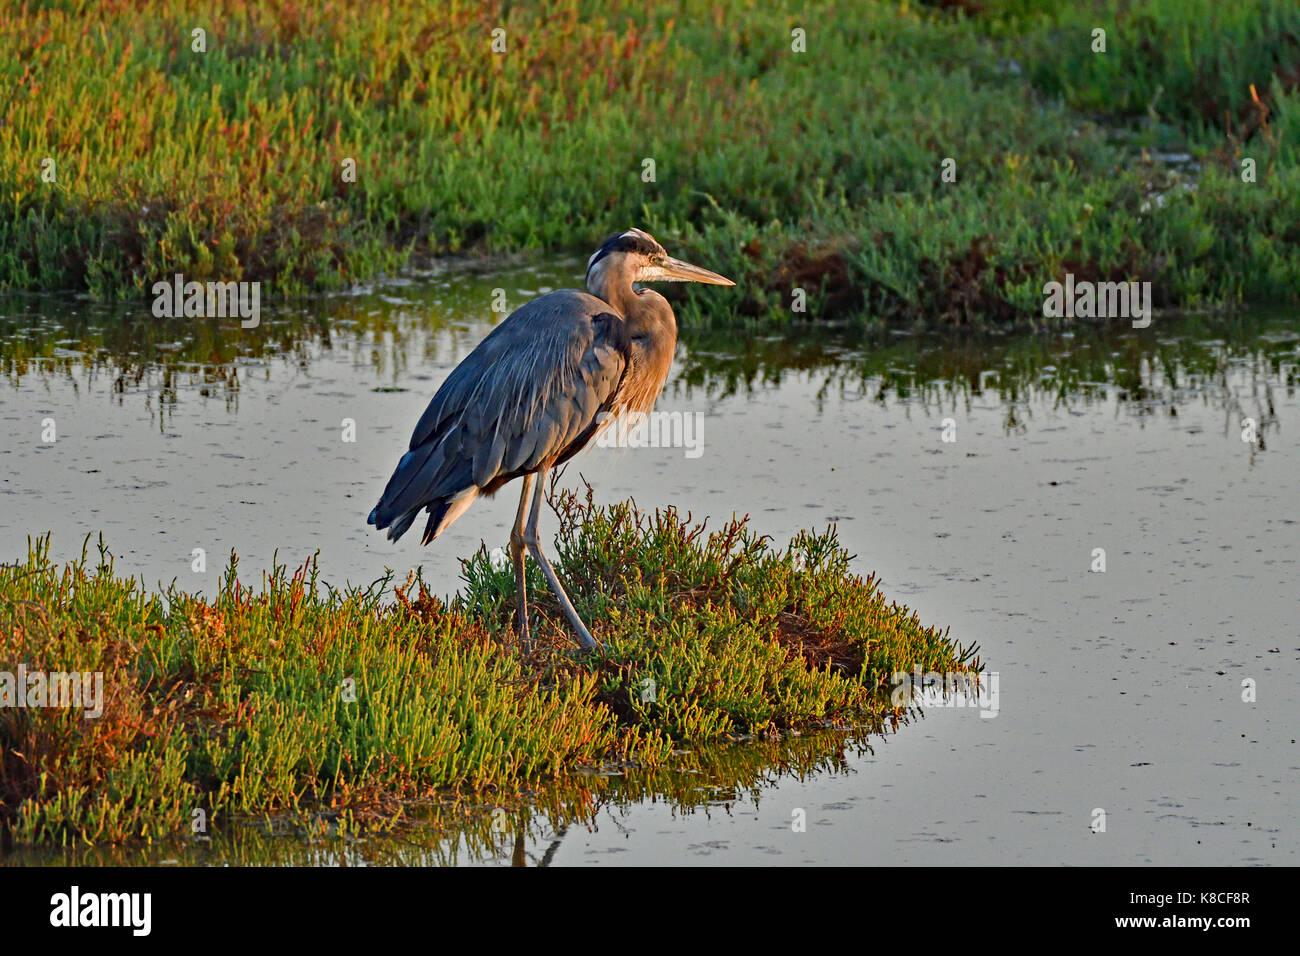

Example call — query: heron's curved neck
[621,289,677,406]
[623,289,676,341]
[586,263,677,368]
[587,259,639,316]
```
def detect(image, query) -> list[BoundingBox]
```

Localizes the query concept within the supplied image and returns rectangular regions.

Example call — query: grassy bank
[1,0,1297,324]
[0,489,977,845]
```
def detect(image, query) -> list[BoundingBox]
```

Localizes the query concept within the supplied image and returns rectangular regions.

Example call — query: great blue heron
[368,228,733,650]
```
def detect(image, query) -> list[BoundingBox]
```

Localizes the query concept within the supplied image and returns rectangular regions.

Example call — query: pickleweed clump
[1,491,974,846]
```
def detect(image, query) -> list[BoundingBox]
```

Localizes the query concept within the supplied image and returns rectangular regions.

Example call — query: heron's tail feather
[368,445,477,545]
[385,509,419,542]
[419,486,479,545]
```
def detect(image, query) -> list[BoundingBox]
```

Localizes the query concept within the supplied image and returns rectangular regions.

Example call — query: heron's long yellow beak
[641,256,734,286]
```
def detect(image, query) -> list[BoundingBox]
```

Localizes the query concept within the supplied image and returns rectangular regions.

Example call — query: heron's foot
[567,613,601,654]
[522,543,599,653]
[519,466,600,654]
[515,613,601,656]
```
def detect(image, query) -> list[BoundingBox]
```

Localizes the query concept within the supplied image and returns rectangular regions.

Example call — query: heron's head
[585,228,733,304]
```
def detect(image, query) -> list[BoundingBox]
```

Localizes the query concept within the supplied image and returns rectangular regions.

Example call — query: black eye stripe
[587,231,664,276]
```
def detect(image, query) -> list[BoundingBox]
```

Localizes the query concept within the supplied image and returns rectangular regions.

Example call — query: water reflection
[4,274,1295,448]
[1,722,893,866]
[678,319,1294,448]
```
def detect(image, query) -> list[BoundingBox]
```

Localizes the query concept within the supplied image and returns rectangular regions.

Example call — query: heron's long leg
[510,473,535,651]
[523,467,599,651]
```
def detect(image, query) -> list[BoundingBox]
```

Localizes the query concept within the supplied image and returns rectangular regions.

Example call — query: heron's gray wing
[368,290,628,543]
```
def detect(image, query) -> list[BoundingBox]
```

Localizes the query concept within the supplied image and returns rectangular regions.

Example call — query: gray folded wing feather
[368,290,627,537]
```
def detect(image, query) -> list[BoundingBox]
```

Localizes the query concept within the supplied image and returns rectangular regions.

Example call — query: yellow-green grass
[1,0,1295,321]
[0,488,977,846]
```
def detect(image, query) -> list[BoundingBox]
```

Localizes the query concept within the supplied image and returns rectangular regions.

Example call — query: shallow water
[2,262,1297,865]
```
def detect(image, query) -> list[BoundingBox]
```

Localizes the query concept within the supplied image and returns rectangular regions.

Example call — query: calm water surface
[1,261,1296,865]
